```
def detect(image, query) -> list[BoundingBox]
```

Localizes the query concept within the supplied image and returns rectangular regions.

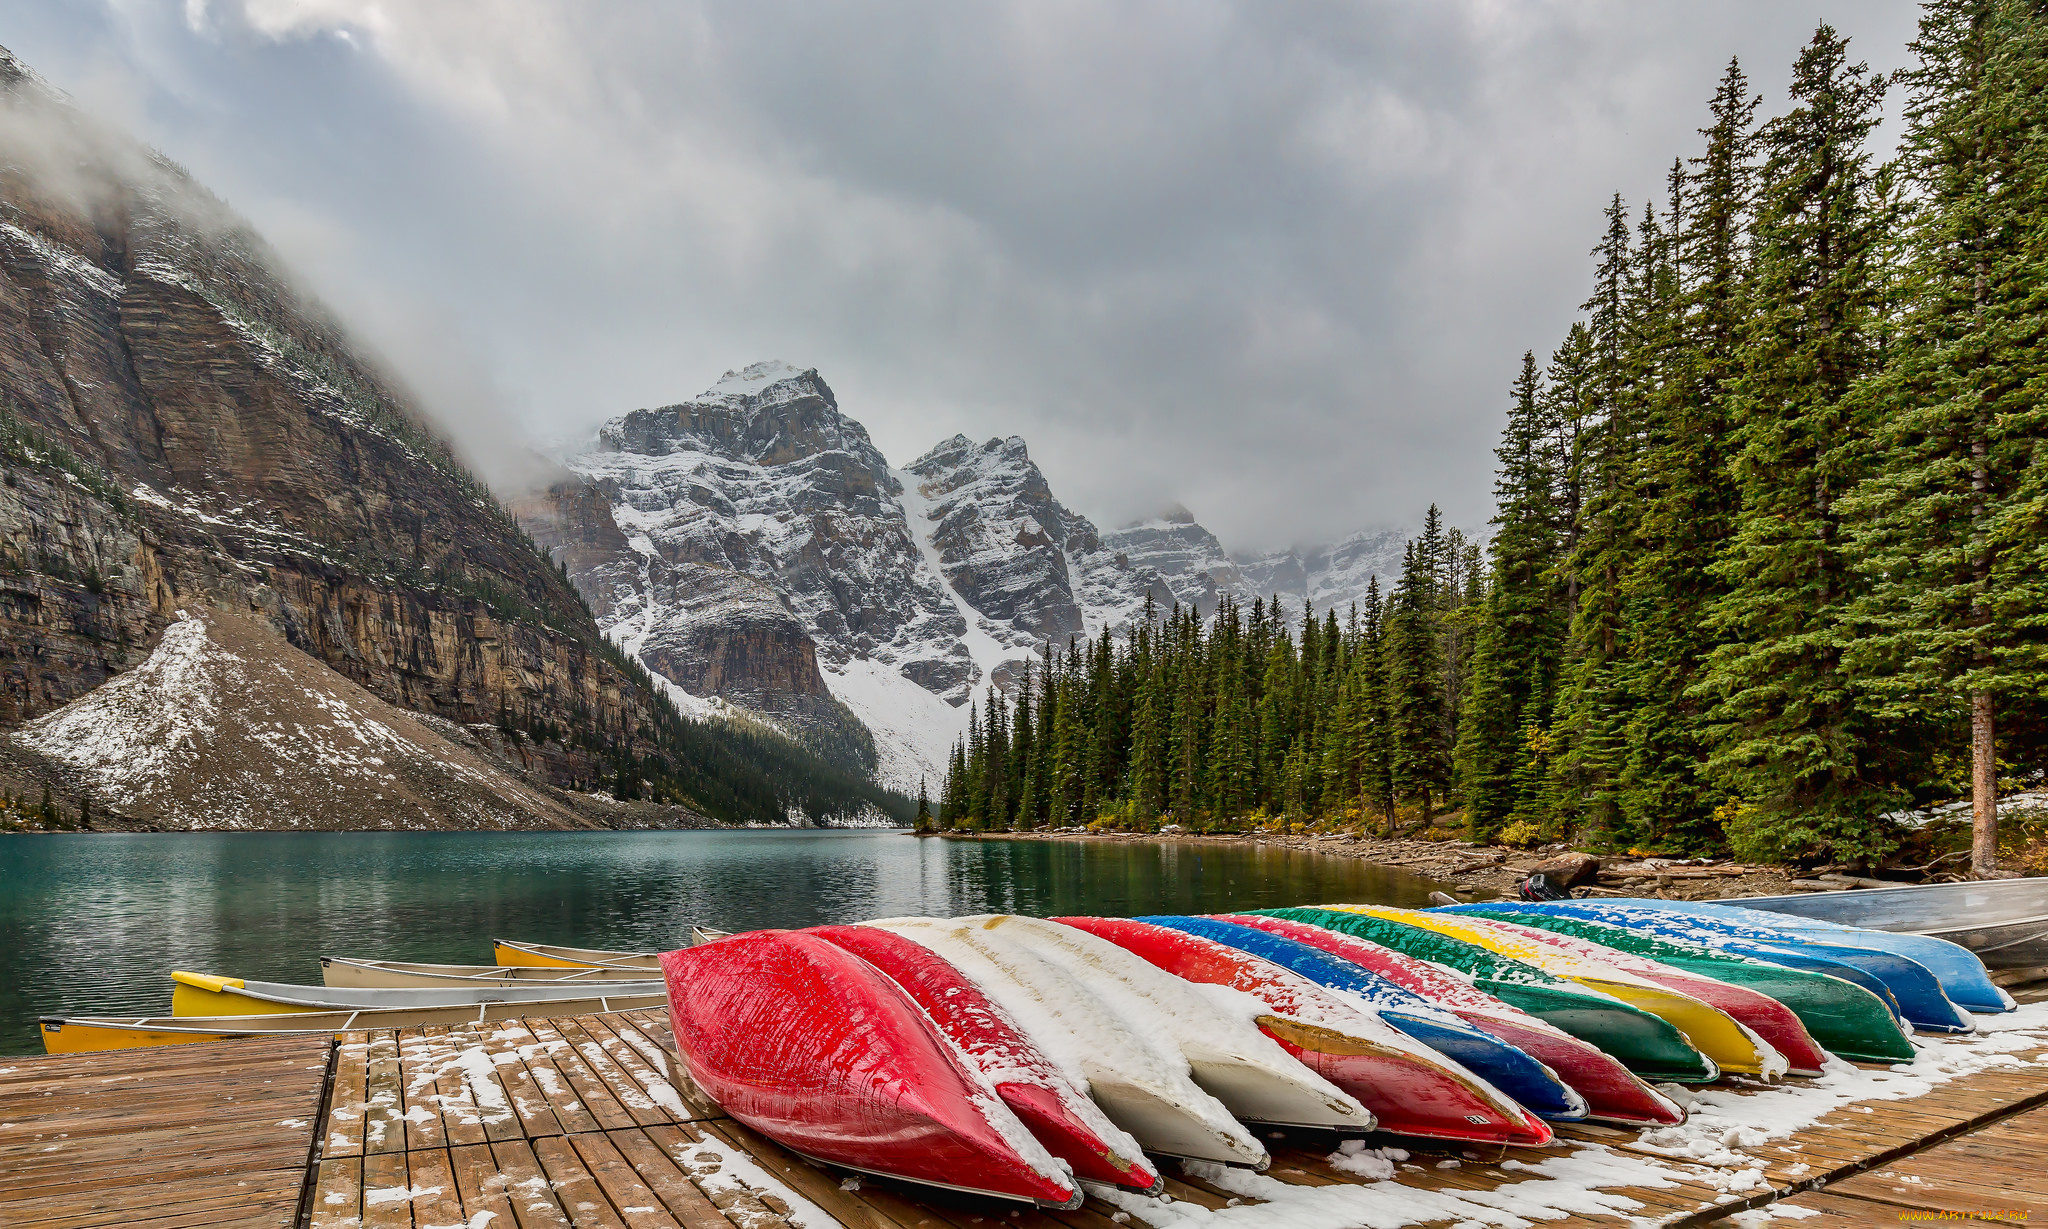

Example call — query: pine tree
[1387,538,1449,825]
[1846,0,2048,874]
[915,777,933,832]
[1702,25,1896,862]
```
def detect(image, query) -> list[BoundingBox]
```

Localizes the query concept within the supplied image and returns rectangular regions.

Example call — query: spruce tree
[1846,0,2048,874]
[1703,25,1895,862]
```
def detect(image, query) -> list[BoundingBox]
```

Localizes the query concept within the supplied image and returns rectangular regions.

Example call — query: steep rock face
[1236,528,1409,615]
[1101,506,1248,615]
[552,363,970,775]
[0,48,675,796]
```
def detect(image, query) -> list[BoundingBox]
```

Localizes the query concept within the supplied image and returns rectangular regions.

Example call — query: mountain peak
[704,359,815,400]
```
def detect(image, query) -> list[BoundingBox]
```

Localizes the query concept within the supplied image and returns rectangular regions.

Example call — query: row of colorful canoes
[32,897,2010,1209]
[654,899,2012,1207]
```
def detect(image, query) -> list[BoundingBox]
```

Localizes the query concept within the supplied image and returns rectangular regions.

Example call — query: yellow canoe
[1325,904,1783,1078]
[44,991,668,1054]
[492,930,729,969]
[171,971,664,1016]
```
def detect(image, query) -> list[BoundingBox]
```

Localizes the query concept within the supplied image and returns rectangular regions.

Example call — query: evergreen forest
[935,3,2048,874]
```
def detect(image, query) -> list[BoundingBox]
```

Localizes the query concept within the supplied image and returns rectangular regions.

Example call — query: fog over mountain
[5,1,1920,552]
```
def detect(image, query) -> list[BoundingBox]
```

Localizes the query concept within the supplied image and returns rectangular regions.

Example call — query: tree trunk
[1971,691,1998,877]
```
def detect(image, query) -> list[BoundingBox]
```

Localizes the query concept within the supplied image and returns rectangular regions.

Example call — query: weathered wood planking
[0,1033,330,1229]
[9,990,2048,1229]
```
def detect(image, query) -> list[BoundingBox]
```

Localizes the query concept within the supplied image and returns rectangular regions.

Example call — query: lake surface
[0,829,1447,1056]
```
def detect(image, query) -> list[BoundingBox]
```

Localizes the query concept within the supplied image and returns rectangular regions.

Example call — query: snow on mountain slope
[546,361,1407,791]
[1238,527,1411,616]
[15,607,589,829]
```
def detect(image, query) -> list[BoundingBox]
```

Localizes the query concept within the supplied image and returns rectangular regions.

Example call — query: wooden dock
[4,996,2046,1229]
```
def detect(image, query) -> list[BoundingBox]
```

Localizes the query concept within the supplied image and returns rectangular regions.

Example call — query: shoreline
[935,827,1827,903]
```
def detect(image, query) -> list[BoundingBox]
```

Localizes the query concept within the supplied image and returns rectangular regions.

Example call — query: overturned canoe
[1118,914,1579,1128]
[41,993,658,1055]
[1249,907,1717,1083]
[1070,914,1561,1142]
[1426,914,1827,1076]
[1731,876,2048,973]
[493,940,662,970]
[1479,902,1973,1034]
[806,924,1160,1193]
[973,915,1372,1132]
[171,971,664,1016]
[1438,906,1915,1064]
[1612,898,2013,1014]
[1327,905,1782,1078]
[1218,913,1683,1126]
[660,929,1080,1208]
[321,957,672,990]
[872,917,1269,1168]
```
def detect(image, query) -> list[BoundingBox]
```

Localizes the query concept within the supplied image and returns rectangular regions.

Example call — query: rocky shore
[943,827,1873,902]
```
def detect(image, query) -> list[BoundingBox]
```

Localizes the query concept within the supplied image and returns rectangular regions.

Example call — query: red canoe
[1216,914,1685,1127]
[1444,915,1827,1076]
[1054,916,1551,1147]
[660,930,1080,1207]
[807,924,1160,1192]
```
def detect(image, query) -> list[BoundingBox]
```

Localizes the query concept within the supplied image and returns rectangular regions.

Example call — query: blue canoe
[1619,898,2013,1014]
[1136,914,1589,1120]
[1436,901,1973,1034]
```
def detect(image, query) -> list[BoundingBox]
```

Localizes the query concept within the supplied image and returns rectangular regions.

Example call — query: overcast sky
[7,1,1923,552]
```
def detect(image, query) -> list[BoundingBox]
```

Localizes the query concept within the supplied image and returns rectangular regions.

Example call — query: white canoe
[173,971,665,1015]
[871,916,1270,1169]
[976,915,1373,1132]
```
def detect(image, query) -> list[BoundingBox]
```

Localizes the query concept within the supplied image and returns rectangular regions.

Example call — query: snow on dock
[4,998,2047,1228]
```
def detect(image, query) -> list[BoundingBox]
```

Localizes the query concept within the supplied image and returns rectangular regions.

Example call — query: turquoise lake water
[0,829,1446,1055]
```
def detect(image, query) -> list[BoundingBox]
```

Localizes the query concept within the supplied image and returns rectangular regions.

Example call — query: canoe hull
[660,930,1078,1207]
[1731,877,2048,970]
[321,957,667,990]
[1216,913,1682,1126]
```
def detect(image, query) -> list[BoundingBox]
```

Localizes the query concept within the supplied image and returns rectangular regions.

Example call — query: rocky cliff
[0,48,898,827]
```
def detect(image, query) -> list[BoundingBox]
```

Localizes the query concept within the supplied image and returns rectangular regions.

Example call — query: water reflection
[0,830,1445,1055]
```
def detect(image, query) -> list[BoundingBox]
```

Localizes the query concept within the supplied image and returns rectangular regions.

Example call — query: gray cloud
[6,0,1922,551]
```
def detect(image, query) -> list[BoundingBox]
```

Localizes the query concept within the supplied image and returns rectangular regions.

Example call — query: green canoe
[1450,906,1915,1064]
[1253,907,1719,1083]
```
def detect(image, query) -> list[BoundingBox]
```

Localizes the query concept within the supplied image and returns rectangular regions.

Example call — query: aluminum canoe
[1726,877,2048,974]
[492,940,663,969]
[171,971,664,1015]
[321,957,674,989]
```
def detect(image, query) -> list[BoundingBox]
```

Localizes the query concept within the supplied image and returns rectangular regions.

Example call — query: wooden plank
[486,1023,569,1141]
[607,1128,749,1229]
[417,1026,487,1149]
[566,1132,685,1229]
[490,1137,576,1229]
[444,1024,527,1144]
[327,1032,373,1159]
[531,1019,639,1132]
[407,1149,467,1229]
[546,1018,664,1129]
[363,1032,408,1158]
[361,1150,414,1229]
[515,1023,606,1137]
[662,1122,832,1229]
[450,1143,522,1229]
[395,1028,448,1152]
[533,1133,633,1228]
[308,1155,364,1229]
[582,1016,718,1122]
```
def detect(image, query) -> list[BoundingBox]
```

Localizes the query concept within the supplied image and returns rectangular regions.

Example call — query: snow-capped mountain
[526,362,1406,790]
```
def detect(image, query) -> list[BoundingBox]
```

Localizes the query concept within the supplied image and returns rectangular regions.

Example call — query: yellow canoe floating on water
[492,929,729,969]
[1323,904,1788,1080]
[321,956,676,990]
[170,971,664,1016]
[43,989,668,1054]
